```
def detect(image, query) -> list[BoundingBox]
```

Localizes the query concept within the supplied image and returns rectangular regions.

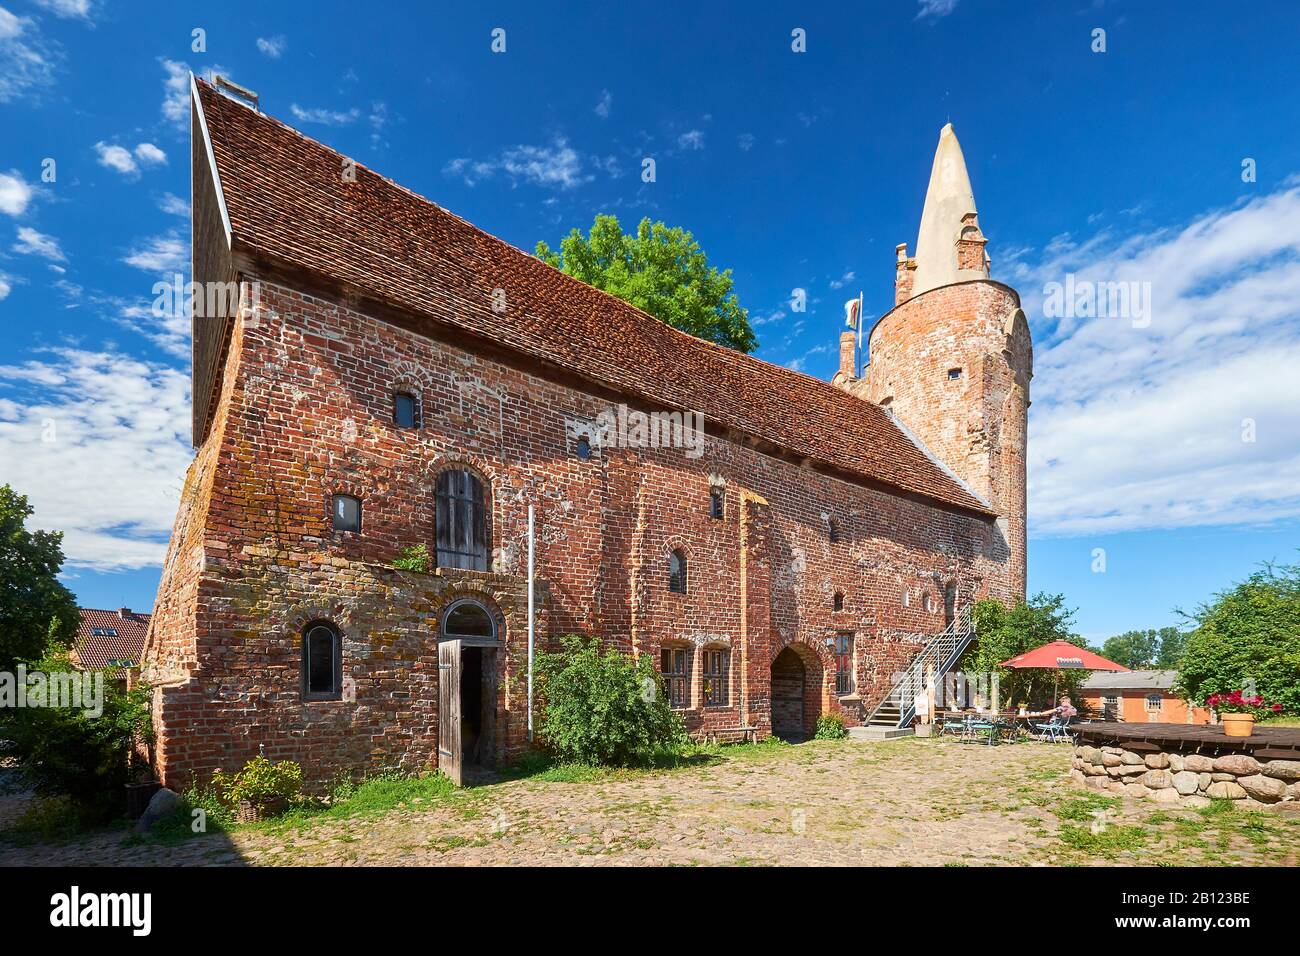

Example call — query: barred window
[661,647,690,709]
[709,487,724,520]
[702,649,729,706]
[1145,694,1163,712]
[668,549,687,594]
[835,632,855,697]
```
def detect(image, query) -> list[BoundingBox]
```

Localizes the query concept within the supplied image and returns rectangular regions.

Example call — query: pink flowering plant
[1206,689,1284,717]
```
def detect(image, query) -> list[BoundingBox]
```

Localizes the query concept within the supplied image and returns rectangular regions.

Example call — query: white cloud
[0,348,192,571]
[160,58,189,127]
[0,271,12,299]
[290,103,360,126]
[13,225,64,261]
[157,192,189,217]
[256,35,285,58]
[33,0,93,20]
[916,0,959,19]
[1005,181,1300,537]
[677,130,705,151]
[0,5,58,103]
[594,89,611,119]
[122,232,186,272]
[444,137,592,190]
[0,169,33,215]
[135,142,167,166]
[94,141,136,175]
[829,270,856,290]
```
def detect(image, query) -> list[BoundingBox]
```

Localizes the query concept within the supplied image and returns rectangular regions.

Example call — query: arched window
[575,436,592,460]
[668,549,687,594]
[709,487,724,520]
[833,591,844,612]
[441,598,496,640]
[435,468,489,570]
[302,621,342,700]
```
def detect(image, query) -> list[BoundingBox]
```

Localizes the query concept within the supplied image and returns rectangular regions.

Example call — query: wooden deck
[1074,721,1300,759]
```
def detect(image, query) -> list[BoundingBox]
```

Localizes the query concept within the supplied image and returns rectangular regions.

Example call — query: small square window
[947,368,962,380]
[833,592,844,612]
[332,494,361,533]
[709,487,724,520]
[394,392,419,429]
[575,436,592,460]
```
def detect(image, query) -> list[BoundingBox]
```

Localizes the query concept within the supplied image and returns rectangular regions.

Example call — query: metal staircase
[862,607,975,734]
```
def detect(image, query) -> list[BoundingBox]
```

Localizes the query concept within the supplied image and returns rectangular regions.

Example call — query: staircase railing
[866,607,975,728]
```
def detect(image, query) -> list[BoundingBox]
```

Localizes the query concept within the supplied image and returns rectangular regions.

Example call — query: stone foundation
[1070,723,1300,810]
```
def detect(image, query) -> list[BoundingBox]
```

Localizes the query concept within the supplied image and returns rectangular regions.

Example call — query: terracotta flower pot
[1221,713,1255,738]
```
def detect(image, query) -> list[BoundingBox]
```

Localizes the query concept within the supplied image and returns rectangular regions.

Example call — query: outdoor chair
[1031,716,1076,743]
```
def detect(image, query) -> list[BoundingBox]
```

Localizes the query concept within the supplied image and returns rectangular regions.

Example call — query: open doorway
[436,599,501,786]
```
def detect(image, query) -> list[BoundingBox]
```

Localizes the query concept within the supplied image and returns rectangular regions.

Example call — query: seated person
[1052,695,1078,720]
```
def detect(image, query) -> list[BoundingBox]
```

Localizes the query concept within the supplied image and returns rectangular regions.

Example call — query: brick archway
[770,639,828,740]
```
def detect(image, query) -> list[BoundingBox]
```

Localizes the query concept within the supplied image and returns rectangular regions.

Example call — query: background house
[72,607,151,683]
[1079,670,1210,724]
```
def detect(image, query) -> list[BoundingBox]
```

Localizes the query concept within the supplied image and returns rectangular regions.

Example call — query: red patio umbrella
[999,641,1129,708]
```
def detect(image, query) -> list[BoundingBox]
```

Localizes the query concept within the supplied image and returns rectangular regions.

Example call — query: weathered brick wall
[863,280,1030,600]
[147,278,1012,788]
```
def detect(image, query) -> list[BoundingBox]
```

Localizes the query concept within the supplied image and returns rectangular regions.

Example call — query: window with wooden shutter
[435,469,489,571]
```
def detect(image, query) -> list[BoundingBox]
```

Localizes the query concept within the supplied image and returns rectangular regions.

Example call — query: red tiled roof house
[140,79,1031,789]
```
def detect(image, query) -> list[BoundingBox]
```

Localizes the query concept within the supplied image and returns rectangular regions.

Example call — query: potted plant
[212,753,303,822]
[1207,690,1283,737]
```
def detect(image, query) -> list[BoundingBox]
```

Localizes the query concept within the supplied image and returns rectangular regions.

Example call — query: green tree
[1100,627,1187,669]
[0,484,79,672]
[536,215,758,352]
[1174,561,1300,714]
[963,593,1086,707]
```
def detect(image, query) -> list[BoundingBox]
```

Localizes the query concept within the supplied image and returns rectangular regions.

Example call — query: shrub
[0,647,153,823]
[814,714,849,740]
[390,544,432,573]
[534,634,687,766]
[211,754,303,811]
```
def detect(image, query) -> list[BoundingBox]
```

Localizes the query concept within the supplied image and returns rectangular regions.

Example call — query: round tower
[866,124,1031,601]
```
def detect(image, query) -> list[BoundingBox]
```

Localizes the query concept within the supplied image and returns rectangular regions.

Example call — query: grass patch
[1051,793,1120,822]
[1058,823,1149,857]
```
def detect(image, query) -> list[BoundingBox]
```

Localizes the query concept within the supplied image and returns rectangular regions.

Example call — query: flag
[844,297,860,329]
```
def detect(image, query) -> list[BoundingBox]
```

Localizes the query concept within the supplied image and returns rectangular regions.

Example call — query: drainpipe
[527,503,536,741]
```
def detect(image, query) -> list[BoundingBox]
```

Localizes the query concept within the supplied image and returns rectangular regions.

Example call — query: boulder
[1172,771,1200,796]
[1238,774,1287,803]
[1168,753,1185,773]
[1289,782,1300,801]
[1102,745,1124,755]
[1079,745,1102,764]
[1262,759,1300,782]
[1184,754,1215,773]
[1106,766,1125,778]
[1124,783,1151,798]
[132,787,181,834]
[1102,752,1123,767]
[1118,764,1148,776]
[1198,772,1213,791]
[1144,753,1170,770]
[1148,787,1181,805]
[1084,775,1107,791]
[1105,781,1128,796]
[1213,754,1261,776]
[1181,795,1212,809]
[1142,770,1173,790]
[1069,769,1087,787]
[1206,781,1247,800]
[1085,763,1108,776]
[1211,772,1238,782]
[1120,751,1145,766]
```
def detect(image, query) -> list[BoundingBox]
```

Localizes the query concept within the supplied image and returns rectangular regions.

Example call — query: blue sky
[1,0,1298,642]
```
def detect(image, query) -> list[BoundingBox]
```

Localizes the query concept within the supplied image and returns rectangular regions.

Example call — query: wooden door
[438,640,462,786]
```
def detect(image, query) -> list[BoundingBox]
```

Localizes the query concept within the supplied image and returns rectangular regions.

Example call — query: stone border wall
[1071,744,1300,809]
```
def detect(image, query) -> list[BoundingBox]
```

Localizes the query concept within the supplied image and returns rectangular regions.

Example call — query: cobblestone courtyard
[3,738,1297,867]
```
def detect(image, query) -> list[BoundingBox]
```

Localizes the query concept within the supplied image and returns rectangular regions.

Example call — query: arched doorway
[770,645,823,740]
[437,598,501,785]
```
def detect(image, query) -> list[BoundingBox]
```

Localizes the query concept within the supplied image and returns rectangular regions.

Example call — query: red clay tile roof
[74,608,150,674]
[194,79,992,516]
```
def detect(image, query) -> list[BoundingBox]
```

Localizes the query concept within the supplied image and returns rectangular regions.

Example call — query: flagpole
[855,291,864,377]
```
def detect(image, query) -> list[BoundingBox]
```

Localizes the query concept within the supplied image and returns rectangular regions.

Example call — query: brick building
[141,79,1030,789]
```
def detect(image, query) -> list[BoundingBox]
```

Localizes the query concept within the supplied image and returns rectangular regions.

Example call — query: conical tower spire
[911,123,987,296]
